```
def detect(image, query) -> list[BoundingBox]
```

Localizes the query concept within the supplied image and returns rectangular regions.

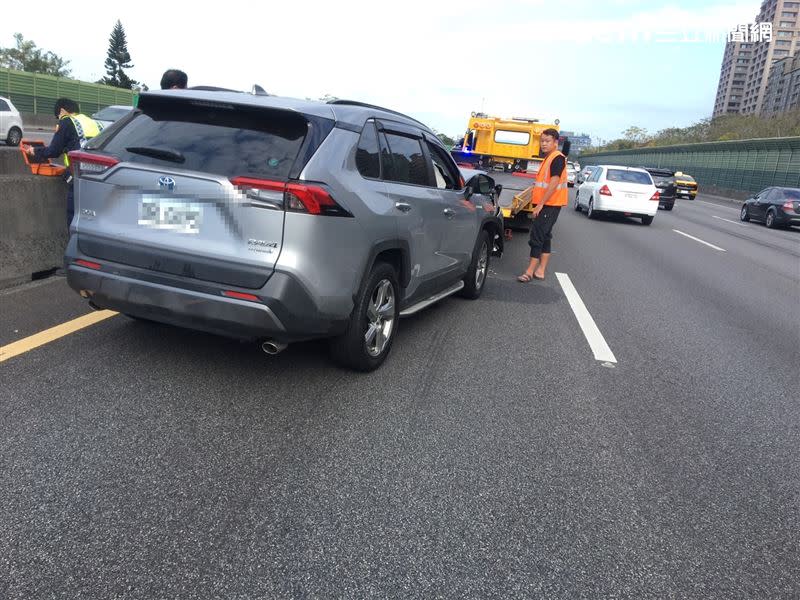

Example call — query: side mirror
[464,183,475,200]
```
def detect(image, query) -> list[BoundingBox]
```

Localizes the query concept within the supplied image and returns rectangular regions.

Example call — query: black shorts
[528,206,561,258]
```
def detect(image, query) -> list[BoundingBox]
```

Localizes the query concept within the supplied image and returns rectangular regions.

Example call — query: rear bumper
[594,198,659,216]
[65,238,349,342]
[777,212,800,226]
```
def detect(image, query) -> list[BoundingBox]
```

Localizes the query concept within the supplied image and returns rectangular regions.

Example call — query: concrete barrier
[0,147,30,175]
[0,174,68,288]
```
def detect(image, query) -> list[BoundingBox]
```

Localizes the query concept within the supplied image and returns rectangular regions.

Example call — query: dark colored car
[643,167,677,210]
[740,187,800,229]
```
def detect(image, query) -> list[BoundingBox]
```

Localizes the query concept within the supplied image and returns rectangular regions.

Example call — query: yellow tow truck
[450,112,560,173]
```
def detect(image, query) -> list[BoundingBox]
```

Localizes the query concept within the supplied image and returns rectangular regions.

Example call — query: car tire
[587,198,598,219]
[642,215,654,226]
[664,203,674,211]
[574,191,581,211]
[765,209,778,229]
[330,261,399,372]
[740,205,750,222]
[461,230,490,300]
[6,127,22,147]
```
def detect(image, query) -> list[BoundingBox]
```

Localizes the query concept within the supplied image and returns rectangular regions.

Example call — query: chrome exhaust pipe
[261,340,288,355]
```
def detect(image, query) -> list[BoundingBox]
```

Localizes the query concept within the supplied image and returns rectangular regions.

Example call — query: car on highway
[91,105,134,128]
[739,186,800,229]
[574,165,660,225]
[674,172,698,199]
[65,92,505,371]
[566,161,577,187]
[0,95,23,146]
[643,167,677,211]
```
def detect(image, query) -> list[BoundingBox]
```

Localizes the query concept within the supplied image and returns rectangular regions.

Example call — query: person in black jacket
[24,98,101,227]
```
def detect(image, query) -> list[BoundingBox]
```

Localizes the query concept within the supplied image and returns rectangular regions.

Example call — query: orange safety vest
[532,150,568,207]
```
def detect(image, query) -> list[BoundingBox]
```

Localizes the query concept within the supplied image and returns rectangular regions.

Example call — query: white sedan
[574,165,660,225]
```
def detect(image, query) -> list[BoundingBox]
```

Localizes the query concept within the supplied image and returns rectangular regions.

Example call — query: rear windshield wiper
[125,146,186,164]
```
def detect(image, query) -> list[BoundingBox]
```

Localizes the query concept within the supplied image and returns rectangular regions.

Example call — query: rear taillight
[650,191,660,201]
[599,185,612,196]
[74,259,101,270]
[782,201,794,211]
[68,150,119,176]
[229,177,352,217]
[222,290,261,302]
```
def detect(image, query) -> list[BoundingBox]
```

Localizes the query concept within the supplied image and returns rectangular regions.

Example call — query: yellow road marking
[0,310,118,363]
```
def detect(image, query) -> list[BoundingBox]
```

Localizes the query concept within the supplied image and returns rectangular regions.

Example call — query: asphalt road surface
[1,181,798,599]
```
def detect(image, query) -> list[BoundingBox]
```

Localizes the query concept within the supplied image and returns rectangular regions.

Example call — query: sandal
[533,273,545,281]
[517,273,533,283]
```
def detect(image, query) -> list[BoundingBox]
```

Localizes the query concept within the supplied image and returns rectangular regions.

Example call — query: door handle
[395,202,412,213]
[443,208,456,218]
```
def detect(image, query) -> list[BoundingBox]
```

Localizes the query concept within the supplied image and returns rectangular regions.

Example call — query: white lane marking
[672,229,727,252]
[555,273,617,364]
[695,200,739,210]
[712,215,745,226]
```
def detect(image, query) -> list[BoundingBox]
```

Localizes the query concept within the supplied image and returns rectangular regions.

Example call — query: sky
[3,0,757,143]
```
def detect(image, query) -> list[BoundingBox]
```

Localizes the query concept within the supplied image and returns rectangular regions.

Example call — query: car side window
[355,119,380,179]
[0,99,9,112]
[382,132,430,186]
[426,142,460,190]
[591,168,603,182]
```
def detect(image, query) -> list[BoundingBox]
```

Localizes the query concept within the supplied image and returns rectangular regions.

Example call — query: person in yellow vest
[24,98,103,227]
[517,128,568,282]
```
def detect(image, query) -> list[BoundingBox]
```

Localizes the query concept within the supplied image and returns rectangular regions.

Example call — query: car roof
[139,90,435,136]
[598,165,650,173]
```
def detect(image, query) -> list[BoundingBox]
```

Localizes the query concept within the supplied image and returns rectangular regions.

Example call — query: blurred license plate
[138,197,202,233]
[625,193,637,199]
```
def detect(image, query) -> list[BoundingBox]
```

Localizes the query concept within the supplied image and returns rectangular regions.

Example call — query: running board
[399,281,464,317]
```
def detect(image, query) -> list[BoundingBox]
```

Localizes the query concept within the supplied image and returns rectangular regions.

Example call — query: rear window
[494,130,530,145]
[606,169,653,185]
[676,174,695,182]
[778,188,800,200]
[96,99,308,180]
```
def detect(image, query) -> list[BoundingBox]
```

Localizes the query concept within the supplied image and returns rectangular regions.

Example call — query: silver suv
[65,91,503,370]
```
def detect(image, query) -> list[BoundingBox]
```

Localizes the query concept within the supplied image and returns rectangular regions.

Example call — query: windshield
[607,169,653,185]
[93,107,132,121]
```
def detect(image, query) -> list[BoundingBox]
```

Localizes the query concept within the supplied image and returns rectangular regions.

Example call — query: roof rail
[327,99,429,129]
[187,86,242,92]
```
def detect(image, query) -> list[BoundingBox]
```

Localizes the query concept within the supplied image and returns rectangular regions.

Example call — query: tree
[622,125,650,144]
[99,20,138,89]
[436,132,456,147]
[0,33,71,77]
